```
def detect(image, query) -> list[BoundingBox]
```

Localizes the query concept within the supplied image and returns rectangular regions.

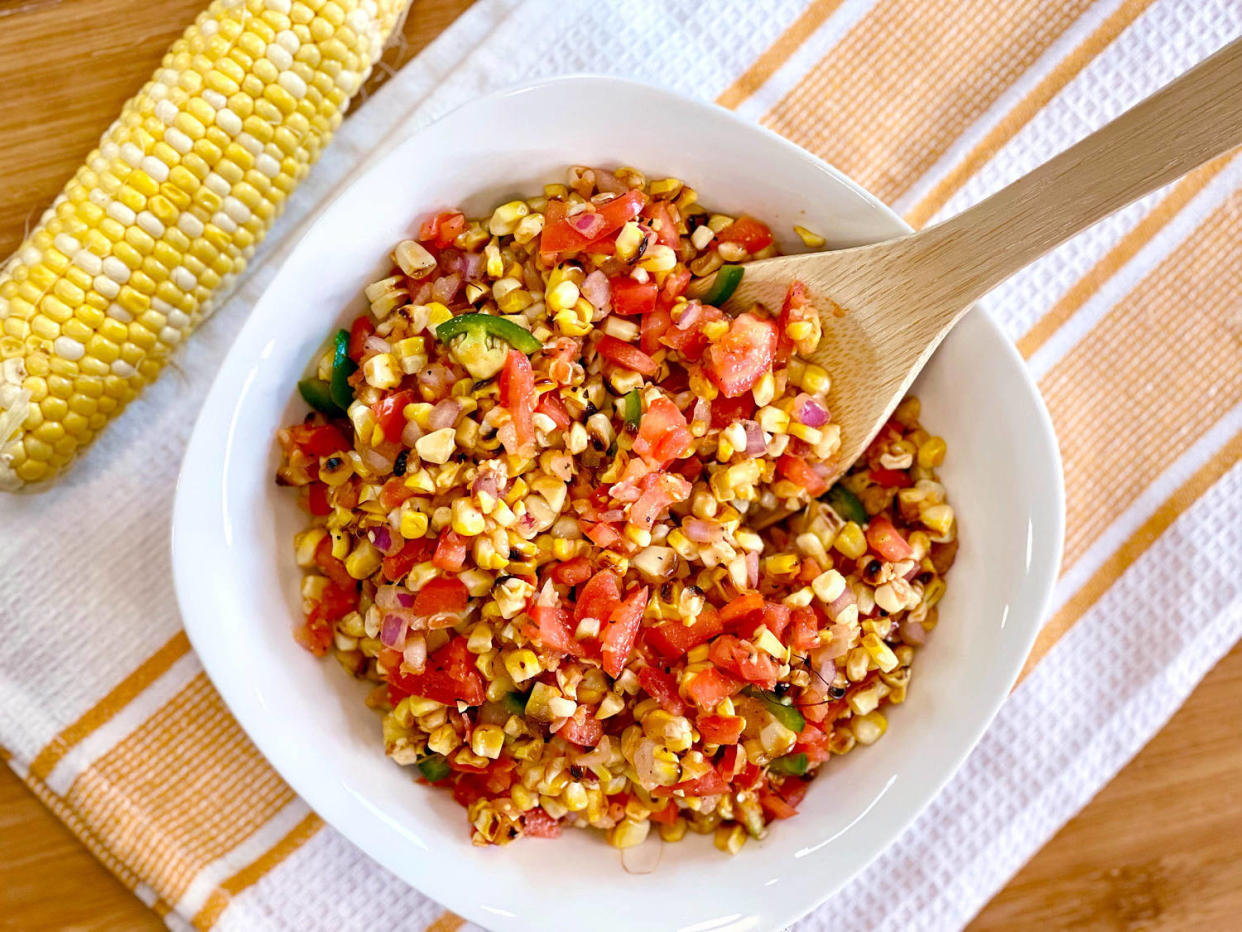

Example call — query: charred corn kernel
[471,724,505,760]
[488,200,529,236]
[394,239,436,278]
[504,649,542,684]
[811,569,846,605]
[639,244,677,273]
[793,224,826,247]
[921,503,955,538]
[294,528,327,568]
[608,818,650,849]
[715,823,747,854]
[834,522,867,559]
[0,0,409,489]
[363,353,401,390]
[512,213,544,245]
[427,724,461,756]
[861,633,899,673]
[415,427,456,465]
[852,710,888,745]
[612,221,644,262]
[344,539,381,580]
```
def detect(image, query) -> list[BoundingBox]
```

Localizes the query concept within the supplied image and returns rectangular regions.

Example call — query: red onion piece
[593,168,627,194]
[674,301,703,331]
[793,393,830,428]
[900,619,927,645]
[691,397,711,426]
[582,270,610,310]
[431,273,461,304]
[570,212,607,238]
[397,592,415,608]
[370,526,393,554]
[472,474,500,500]
[439,248,465,274]
[746,551,760,590]
[363,334,392,357]
[632,738,660,790]
[825,586,857,622]
[461,251,484,280]
[361,445,394,474]
[401,419,422,447]
[412,281,434,305]
[417,363,455,400]
[380,614,408,650]
[741,419,766,455]
[683,517,721,543]
[429,398,462,430]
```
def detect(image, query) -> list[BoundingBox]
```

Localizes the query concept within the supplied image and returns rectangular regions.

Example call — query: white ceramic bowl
[172,76,1063,932]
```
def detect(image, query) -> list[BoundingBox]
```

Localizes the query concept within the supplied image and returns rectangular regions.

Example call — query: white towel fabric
[2,1,1240,930]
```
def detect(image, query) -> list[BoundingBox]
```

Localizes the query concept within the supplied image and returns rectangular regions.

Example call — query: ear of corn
[0,0,411,490]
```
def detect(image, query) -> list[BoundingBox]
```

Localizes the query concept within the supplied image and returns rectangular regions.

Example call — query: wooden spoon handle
[906,37,1242,320]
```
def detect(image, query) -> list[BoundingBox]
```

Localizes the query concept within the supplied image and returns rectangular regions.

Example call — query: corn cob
[0,0,411,490]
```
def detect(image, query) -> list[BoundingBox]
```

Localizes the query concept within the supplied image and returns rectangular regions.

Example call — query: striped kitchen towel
[1,0,1239,929]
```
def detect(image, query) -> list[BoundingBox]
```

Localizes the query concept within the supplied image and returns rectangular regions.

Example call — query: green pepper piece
[436,313,542,355]
[701,264,744,305]
[768,752,809,776]
[417,754,451,783]
[747,687,807,734]
[329,329,357,410]
[502,691,528,716]
[825,483,868,525]
[298,378,343,416]
[623,389,642,429]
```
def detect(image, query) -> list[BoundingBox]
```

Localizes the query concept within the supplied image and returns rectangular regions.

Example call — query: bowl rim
[172,73,1065,931]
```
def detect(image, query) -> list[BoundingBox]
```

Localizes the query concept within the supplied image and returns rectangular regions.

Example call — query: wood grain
[1,2,1240,930]
[739,37,1242,510]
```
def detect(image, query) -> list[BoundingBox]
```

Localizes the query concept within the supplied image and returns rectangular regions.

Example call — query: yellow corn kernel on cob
[0,0,411,490]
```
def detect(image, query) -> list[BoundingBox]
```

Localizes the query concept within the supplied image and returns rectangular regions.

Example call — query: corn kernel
[427,723,460,756]
[834,522,867,559]
[504,649,542,684]
[608,818,651,849]
[344,539,381,579]
[715,823,747,854]
[793,224,826,247]
[852,710,888,745]
[471,724,506,760]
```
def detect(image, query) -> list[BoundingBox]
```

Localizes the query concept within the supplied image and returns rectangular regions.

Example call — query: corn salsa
[275,166,957,851]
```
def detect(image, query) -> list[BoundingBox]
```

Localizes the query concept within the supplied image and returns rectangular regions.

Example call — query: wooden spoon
[733,38,1242,520]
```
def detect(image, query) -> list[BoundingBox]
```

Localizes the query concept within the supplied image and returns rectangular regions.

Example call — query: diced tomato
[313,535,354,588]
[296,608,335,656]
[778,776,811,809]
[719,745,744,779]
[523,808,562,838]
[372,389,417,444]
[633,396,692,466]
[450,774,488,807]
[483,756,517,794]
[288,423,350,458]
[719,592,765,632]
[610,277,658,316]
[583,520,624,549]
[382,535,435,582]
[640,306,672,355]
[869,467,908,488]
[306,482,331,516]
[697,714,745,745]
[775,280,814,363]
[500,350,536,450]
[717,215,774,253]
[653,766,728,798]
[660,267,692,304]
[378,475,417,511]
[418,210,466,249]
[348,314,376,362]
[638,666,686,715]
[411,576,469,617]
[629,474,691,530]
[549,556,594,586]
[596,334,658,376]
[642,200,680,249]
[794,722,832,765]
[529,602,585,657]
[776,453,829,496]
[866,515,914,562]
[575,569,623,624]
[709,394,756,429]
[318,579,358,623]
[761,602,792,639]
[798,681,830,724]
[709,635,780,688]
[788,606,820,653]
[759,789,799,821]
[432,529,468,572]
[559,710,603,748]
[704,311,777,398]
[389,636,484,706]
[536,391,571,430]
[649,801,679,825]
[601,585,648,678]
[538,190,646,262]
[644,607,723,659]
[683,666,742,709]
[734,762,764,790]
[660,364,690,394]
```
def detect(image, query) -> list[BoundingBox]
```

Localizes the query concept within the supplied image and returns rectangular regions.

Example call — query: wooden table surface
[2,1,1241,929]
